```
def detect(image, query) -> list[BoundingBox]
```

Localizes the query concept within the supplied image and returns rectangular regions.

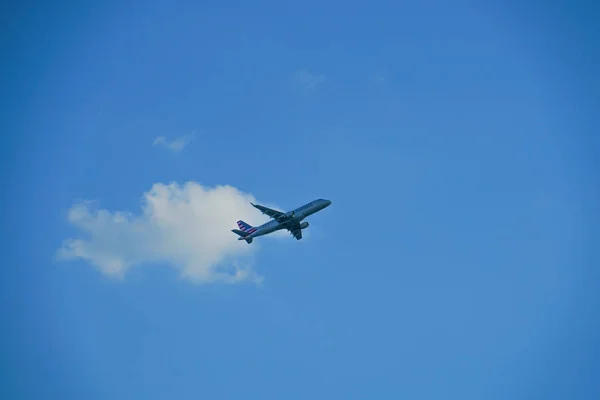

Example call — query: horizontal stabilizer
[231,229,250,237]
[232,228,253,243]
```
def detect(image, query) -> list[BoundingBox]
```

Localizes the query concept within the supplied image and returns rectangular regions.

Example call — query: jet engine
[300,222,309,229]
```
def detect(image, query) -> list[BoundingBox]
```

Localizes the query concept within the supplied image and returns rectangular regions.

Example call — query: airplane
[231,199,332,243]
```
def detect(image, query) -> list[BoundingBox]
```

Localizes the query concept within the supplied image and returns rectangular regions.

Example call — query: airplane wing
[287,223,303,240]
[251,203,287,222]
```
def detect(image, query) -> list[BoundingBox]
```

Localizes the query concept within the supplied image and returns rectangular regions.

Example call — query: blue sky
[2,1,599,398]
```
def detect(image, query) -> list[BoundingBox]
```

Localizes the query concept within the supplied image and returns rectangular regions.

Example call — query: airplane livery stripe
[237,221,252,230]
[236,220,257,235]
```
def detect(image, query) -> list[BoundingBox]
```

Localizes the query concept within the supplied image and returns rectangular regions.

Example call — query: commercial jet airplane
[231,199,332,243]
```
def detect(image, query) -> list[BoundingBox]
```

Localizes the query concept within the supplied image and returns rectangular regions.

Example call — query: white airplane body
[232,199,332,243]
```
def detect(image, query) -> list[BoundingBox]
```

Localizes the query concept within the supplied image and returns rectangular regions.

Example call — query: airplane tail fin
[236,220,256,233]
[232,220,256,244]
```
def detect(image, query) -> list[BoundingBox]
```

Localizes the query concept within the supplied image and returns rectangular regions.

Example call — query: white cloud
[153,133,195,152]
[55,181,288,285]
[292,69,325,94]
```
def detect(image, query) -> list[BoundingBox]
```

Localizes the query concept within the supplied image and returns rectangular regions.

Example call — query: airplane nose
[325,199,332,206]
